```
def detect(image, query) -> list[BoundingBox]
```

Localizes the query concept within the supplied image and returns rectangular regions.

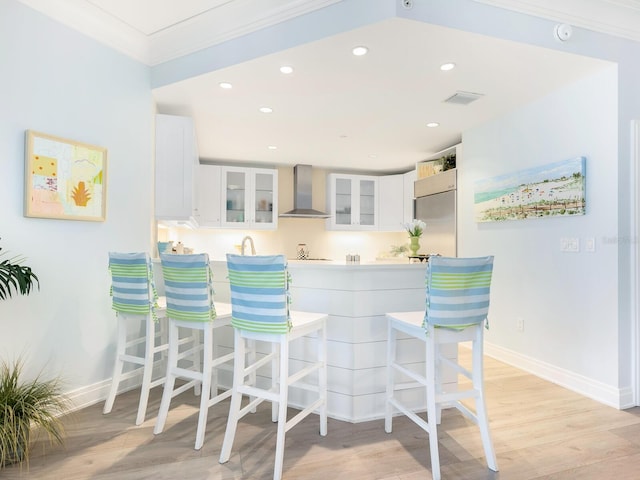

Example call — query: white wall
[0,0,153,407]
[458,66,620,403]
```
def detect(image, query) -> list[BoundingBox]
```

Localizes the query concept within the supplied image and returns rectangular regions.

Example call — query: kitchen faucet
[241,236,256,255]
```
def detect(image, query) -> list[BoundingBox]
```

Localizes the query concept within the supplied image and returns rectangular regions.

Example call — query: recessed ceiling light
[352,46,368,56]
[219,82,233,89]
[440,63,456,71]
[268,145,277,150]
[259,106,273,113]
[279,65,293,74]
[427,122,440,128]
[368,154,377,158]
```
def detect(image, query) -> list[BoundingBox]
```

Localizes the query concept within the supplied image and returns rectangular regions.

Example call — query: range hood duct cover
[279,164,330,218]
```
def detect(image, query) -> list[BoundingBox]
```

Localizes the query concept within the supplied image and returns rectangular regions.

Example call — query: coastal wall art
[474,156,586,222]
[24,130,107,221]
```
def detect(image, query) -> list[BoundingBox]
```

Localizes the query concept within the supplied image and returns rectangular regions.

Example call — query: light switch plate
[560,237,580,252]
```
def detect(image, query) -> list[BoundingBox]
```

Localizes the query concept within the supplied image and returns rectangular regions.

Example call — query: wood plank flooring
[4,350,640,479]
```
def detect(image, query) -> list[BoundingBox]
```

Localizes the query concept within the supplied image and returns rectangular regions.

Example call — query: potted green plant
[0,239,68,468]
[0,358,68,467]
[0,242,39,300]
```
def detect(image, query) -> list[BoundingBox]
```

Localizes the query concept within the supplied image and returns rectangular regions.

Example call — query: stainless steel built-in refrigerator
[414,168,457,257]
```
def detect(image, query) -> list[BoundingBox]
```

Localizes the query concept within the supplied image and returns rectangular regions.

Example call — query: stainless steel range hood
[279,164,330,218]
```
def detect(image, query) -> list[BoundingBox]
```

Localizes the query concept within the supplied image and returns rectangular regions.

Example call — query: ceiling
[18,0,637,173]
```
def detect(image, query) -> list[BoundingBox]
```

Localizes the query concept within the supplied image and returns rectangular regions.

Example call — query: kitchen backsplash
[158,218,409,261]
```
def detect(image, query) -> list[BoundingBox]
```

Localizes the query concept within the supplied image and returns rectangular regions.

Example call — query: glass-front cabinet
[221,166,278,229]
[326,173,378,230]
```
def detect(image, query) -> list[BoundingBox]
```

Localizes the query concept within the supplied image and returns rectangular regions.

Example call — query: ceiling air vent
[444,91,484,105]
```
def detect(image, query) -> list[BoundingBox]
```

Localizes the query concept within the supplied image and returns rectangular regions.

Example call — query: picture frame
[24,130,107,221]
[474,156,586,223]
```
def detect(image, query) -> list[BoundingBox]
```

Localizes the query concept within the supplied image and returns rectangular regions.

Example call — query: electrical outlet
[585,237,595,252]
[516,317,524,332]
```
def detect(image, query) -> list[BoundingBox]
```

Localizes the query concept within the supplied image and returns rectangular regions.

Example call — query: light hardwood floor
[4,350,640,479]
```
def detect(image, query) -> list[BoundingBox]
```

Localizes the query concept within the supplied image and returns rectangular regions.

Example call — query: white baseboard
[65,370,145,413]
[484,342,627,409]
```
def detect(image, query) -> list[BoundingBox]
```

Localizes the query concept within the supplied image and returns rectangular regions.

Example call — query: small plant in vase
[404,219,426,257]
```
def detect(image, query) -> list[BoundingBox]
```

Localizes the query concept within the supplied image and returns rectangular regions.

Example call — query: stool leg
[426,329,441,480]
[273,337,289,480]
[271,342,279,422]
[136,314,155,425]
[219,330,245,464]
[103,315,128,414]
[384,320,397,433]
[154,320,178,435]
[192,328,202,396]
[194,326,212,450]
[473,327,498,471]
[318,321,327,436]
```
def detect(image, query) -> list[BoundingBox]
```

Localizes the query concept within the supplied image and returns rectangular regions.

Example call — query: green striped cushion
[160,253,216,323]
[423,256,494,328]
[226,254,291,334]
[109,252,156,316]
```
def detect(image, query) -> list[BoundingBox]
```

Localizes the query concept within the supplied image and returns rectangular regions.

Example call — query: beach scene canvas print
[474,157,586,222]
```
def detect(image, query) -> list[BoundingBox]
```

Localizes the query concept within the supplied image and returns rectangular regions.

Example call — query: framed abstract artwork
[474,156,586,222]
[24,130,107,221]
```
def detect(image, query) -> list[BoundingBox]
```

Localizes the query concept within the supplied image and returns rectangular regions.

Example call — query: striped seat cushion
[424,256,494,328]
[109,252,156,316]
[226,254,291,334]
[160,253,216,322]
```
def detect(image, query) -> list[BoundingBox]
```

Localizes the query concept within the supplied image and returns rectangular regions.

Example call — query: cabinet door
[220,167,278,229]
[334,177,353,226]
[358,178,376,226]
[327,174,378,230]
[253,170,276,227]
[155,114,199,226]
[198,164,221,227]
[403,169,416,225]
[221,168,249,227]
[378,174,404,231]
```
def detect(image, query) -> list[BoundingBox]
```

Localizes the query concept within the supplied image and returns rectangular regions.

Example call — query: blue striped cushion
[160,253,216,322]
[424,256,494,328]
[109,252,155,316]
[226,254,291,334]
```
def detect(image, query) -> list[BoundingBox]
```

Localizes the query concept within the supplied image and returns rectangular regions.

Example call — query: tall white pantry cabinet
[154,114,200,227]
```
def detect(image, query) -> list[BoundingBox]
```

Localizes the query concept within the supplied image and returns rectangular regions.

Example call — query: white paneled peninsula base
[208,260,432,423]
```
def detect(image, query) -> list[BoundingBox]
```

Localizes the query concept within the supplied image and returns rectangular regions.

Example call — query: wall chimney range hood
[279,164,330,218]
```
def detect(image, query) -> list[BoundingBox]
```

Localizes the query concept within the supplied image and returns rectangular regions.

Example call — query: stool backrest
[226,254,290,334]
[108,252,156,316]
[424,255,494,328]
[160,253,215,322]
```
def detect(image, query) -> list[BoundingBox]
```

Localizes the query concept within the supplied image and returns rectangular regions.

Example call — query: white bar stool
[385,255,498,480]
[153,252,234,450]
[104,252,168,426]
[219,254,328,480]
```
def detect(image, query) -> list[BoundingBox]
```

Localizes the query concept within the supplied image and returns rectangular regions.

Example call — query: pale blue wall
[0,0,153,406]
[459,66,620,402]
[1,0,639,409]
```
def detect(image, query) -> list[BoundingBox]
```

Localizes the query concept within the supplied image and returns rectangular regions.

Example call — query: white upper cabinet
[221,166,278,229]
[403,169,417,224]
[155,114,200,227]
[378,170,417,231]
[326,174,378,230]
[198,164,222,228]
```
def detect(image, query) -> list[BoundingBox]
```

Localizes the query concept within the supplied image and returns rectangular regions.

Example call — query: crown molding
[18,0,150,62]
[473,0,640,42]
[17,0,342,65]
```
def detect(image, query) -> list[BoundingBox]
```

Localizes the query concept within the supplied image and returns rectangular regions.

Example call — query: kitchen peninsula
[207,259,431,422]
